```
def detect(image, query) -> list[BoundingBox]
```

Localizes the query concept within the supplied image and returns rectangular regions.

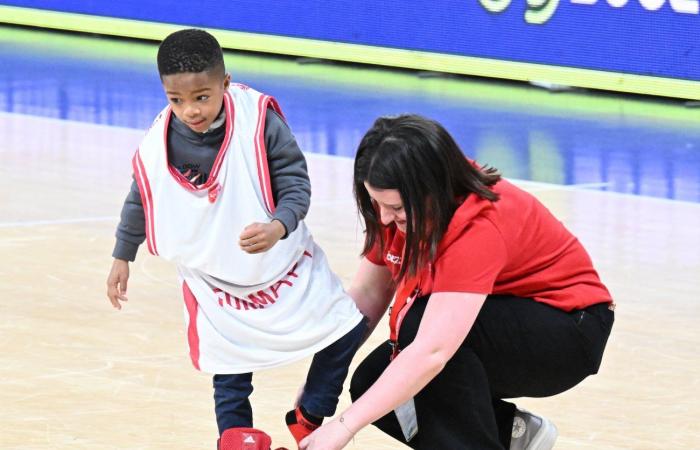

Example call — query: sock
[285,405,322,445]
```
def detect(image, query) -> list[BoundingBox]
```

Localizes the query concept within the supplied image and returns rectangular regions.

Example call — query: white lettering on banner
[478,0,560,23]
[638,0,665,9]
[481,0,699,23]
[570,0,698,13]
[670,0,699,12]
[213,251,312,311]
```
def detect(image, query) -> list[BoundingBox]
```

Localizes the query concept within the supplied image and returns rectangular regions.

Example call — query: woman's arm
[301,291,486,450]
[294,258,393,409]
[347,258,395,340]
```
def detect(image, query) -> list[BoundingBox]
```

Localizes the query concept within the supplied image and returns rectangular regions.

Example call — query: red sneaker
[285,407,321,447]
[218,427,272,450]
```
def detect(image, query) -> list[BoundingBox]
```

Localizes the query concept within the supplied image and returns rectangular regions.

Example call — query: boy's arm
[107,179,146,309]
[265,108,311,238]
[112,179,146,261]
[238,108,310,254]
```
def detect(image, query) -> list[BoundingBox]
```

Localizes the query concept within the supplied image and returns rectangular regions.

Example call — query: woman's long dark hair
[353,114,501,281]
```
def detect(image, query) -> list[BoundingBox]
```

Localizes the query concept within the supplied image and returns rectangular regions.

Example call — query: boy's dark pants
[213,318,367,434]
[349,295,614,449]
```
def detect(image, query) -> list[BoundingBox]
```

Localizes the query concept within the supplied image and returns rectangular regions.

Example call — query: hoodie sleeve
[112,178,146,261]
[264,108,311,238]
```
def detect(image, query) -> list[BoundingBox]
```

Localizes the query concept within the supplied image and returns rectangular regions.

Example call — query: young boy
[105,29,366,450]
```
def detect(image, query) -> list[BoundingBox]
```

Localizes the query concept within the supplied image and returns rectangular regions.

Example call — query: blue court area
[2,26,699,202]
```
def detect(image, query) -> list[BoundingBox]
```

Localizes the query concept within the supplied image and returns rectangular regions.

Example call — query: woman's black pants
[350,295,614,449]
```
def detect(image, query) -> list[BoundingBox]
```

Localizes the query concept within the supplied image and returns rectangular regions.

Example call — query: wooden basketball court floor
[0,110,698,449]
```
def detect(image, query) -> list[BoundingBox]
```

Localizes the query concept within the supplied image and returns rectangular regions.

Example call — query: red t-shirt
[366,179,612,312]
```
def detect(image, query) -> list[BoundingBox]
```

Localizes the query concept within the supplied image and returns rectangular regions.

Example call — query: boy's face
[161,70,231,133]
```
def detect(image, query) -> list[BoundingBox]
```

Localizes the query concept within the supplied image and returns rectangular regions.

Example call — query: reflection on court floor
[1,26,699,202]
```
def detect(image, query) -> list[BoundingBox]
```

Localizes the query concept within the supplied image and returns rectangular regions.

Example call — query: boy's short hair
[157,29,225,78]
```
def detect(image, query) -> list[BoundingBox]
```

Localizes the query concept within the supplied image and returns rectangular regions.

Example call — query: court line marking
[0,216,119,228]
[33,362,115,379]
[0,110,145,134]
[525,181,612,190]
[514,179,700,206]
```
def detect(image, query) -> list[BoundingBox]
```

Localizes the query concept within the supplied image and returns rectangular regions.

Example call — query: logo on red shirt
[386,252,402,265]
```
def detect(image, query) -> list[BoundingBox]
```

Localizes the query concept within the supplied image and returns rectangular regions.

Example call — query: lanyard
[388,274,422,360]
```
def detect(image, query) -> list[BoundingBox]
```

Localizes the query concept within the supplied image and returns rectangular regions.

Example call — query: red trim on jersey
[255,95,277,214]
[163,107,188,189]
[206,91,235,188]
[132,150,158,255]
[266,96,286,121]
[182,281,201,371]
[165,92,235,197]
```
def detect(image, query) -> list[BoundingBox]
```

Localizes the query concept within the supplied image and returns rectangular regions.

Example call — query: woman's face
[364,183,408,232]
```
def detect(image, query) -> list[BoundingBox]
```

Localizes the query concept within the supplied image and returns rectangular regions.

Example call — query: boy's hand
[239,220,286,254]
[107,258,130,310]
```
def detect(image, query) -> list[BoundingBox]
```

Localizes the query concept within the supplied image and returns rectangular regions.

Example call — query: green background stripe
[1,6,700,127]
[2,4,699,101]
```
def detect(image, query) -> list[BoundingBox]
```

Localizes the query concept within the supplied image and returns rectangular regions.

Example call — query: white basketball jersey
[133,85,362,373]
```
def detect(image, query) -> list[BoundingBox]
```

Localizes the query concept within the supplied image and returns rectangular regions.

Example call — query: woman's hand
[300,418,354,450]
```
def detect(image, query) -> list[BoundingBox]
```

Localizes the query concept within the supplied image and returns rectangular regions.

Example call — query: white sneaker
[509,408,558,450]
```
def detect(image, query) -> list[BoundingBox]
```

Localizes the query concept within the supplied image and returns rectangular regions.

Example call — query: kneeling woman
[301,114,614,450]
